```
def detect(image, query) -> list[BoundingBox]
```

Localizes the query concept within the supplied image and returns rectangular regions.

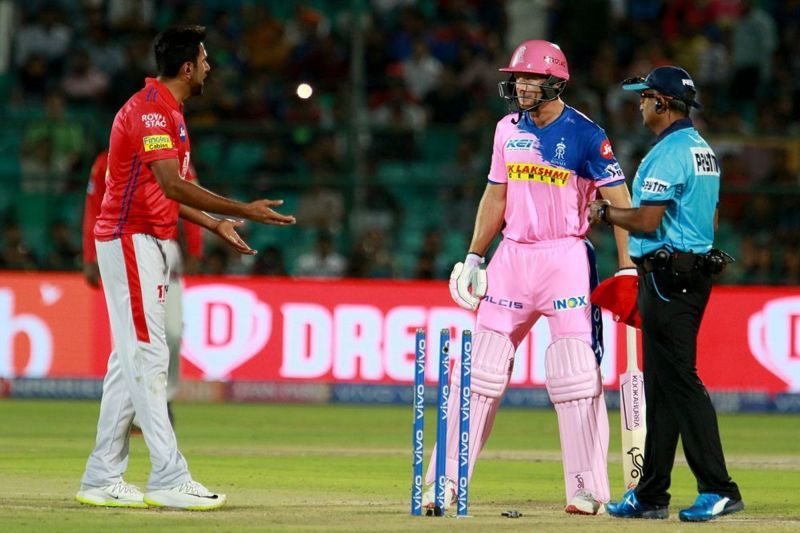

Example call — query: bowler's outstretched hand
[214,219,256,255]
[245,199,297,226]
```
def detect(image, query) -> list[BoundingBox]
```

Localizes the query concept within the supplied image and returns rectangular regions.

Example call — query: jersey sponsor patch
[553,295,588,311]
[506,162,570,186]
[690,147,720,176]
[604,162,623,179]
[600,138,614,159]
[641,177,670,194]
[141,113,167,128]
[143,135,174,152]
[505,138,534,151]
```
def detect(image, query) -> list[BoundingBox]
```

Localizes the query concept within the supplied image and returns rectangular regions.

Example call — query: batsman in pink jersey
[422,40,636,515]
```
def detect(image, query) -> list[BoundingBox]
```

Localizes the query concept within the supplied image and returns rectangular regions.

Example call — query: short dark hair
[153,25,207,77]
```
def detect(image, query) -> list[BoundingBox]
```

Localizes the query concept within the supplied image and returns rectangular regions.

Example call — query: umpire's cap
[622,66,702,110]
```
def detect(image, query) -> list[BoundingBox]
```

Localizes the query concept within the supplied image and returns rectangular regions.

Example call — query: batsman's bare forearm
[599,183,636,268]
[468,182,507,256]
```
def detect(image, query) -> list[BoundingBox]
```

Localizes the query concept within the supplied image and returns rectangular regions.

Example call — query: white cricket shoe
[565,490,606,515]
[76,480,147,508]
[421,478,457,515]
[144,480,226,511]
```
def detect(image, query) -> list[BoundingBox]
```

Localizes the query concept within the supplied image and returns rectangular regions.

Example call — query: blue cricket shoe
[679,493,744,522]
[607,489,669,519]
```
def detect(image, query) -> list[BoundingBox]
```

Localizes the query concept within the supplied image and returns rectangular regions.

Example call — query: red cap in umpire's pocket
[591,275,641,329]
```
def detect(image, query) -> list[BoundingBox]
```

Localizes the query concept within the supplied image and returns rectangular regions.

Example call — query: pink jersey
[95,78,192,241]
[488,106,625,243]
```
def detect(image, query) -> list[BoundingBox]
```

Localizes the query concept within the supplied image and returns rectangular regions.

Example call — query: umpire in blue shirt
[587,66,743,522]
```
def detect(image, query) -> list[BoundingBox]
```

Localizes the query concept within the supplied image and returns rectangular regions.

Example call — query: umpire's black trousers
[634,267,741,507]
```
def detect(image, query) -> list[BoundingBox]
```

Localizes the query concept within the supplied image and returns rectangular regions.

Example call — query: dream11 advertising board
[0,273,799,395]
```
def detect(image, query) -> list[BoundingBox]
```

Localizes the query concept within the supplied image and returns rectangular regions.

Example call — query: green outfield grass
[0,400,798,531]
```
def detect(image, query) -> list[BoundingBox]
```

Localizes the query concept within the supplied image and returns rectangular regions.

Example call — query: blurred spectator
[739,234,776,285]
[241,4,291,73]
[252,139,297,194]
[107,0,155,33]
[364,25,393,93]
[0,221,38,270]
[402,39,443,100]
[14,6,72,69]
[370,77,426,158]
[457,34,504,98]
[202,246,230,275]
[296,176,345,233]
[424,65,470,123]
[206,9,242,70]
[84,19,126,77]
[61,49,109,104]
[42,220,80,270]
[781,245,800,285]
[106,35,157,109]
[351,163,401,237]
[413,228,445,279]
[694,27,729,94]
[20,92,86,192]
[252,245,288,276]
[347,228,396,278]
[232,75,281,122]
[16,54,50,101]
[730,0,777,104]
[294,230,347,278]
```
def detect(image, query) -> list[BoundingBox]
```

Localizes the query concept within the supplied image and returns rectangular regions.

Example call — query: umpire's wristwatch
[597,203,611,226]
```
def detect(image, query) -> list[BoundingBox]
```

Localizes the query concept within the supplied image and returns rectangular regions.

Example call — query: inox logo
[553,295,588,311]
[484,295,523,309]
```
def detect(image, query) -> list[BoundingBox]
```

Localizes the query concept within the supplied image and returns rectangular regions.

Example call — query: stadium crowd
[0,0,798,285]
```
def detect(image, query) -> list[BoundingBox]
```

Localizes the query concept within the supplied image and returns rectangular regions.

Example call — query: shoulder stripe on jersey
[598,179,626,188]
[152,90,159,102]
[113,154,141,238]
[145,87,155,102]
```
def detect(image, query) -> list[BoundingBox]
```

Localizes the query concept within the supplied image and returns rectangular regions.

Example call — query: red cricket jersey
[94,78,192,241]
[84,149,203,262]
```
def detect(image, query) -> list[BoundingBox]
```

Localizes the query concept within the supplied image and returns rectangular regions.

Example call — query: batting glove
[449,253,487,311]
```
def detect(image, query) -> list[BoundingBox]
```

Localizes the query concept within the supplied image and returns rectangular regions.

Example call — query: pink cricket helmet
[499,40,570,81]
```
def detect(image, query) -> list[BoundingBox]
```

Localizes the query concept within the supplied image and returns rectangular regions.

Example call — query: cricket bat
[620,325,646,490]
